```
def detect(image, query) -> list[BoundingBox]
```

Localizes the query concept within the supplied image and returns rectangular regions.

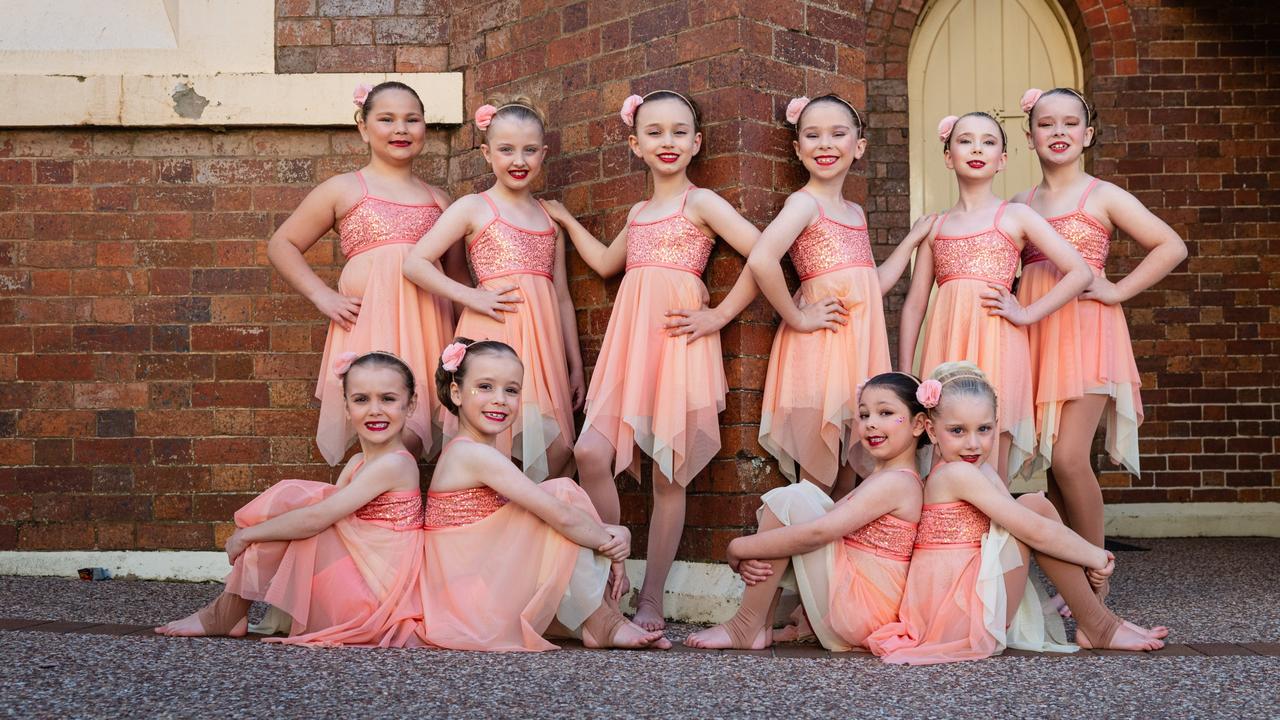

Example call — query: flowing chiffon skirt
[316,244,454,465]
[223,479,428,647]
[455,273,576,482]
[582,267,727,486]
[759,267,892,486]
[1018,263,1143,479]
[759,481,910,652]
[420,477,610,652]
[917,279,1035,477]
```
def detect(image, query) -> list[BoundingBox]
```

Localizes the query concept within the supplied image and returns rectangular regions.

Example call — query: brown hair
[355,81,425,124]
[433,338,523,415]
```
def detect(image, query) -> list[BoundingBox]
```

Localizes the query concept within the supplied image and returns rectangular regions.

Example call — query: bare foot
[632,596,666,632]
[1076,622,1165,651]
[154,593,249,637]
[1125,620,1169,640]
[1048,592,1072,619]
[153,611,247,638]
[684,623,772,650]
[582,619,667,649]
[772,606,815,643]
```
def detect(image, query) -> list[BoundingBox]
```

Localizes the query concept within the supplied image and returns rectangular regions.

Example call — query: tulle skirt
[917,279,1035,476]
[759,481,909,652]
[224,480,428,647]
[420,478,610,652]
[1018,263,1143,479]
[456,273,576,482]
[316,244,454,465]
[582,267,726,487]
[759,267,892,487]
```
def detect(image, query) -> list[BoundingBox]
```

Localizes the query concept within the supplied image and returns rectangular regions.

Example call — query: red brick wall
[0,0,1275,557]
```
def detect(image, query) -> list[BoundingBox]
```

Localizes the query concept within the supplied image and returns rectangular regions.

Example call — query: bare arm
[664,189,761,341]
[552,230,586,410]
[541,199,629,278]
[746,193,845,331]
[983,205,1091,325]
[1084,183,1188,305]
[266,175,360,330]
[877,214,938,296]
[897,235,935,370]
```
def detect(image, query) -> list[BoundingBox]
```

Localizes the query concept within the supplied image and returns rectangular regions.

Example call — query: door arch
[908,0,1084,216]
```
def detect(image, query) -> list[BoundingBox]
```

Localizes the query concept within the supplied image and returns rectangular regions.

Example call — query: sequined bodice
[915,502,989,547]
[1021,179,1110,270]
[933,205,1020,290]
[338,194,441,259]
[469,221,556,282]
[790,217,874,280]
[354,491,425,531]
[844,514,917,561]
[625,190,714,275]
[423,487,509,529]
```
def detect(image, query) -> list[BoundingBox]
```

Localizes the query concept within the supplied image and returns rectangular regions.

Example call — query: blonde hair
[482,95,545,136]
[928,361,997,415]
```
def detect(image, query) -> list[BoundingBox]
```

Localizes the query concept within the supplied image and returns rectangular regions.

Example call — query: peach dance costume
[581,186,726,487]
[454,194,576,482]
[758,473,917,651]
[1017,179,1143,478]
[222,450,429,647]
[420,439,611,651]
[918,202,1035,476]
[759,195,892,487]
[315,171,454,465]
[866,500,1074,664]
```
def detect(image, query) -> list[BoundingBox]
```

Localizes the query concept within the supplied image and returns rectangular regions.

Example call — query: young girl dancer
[684,372,927,651]
[750,94,935,496]
[403,99,584,481]
[866,362,1168,664]
[1014,87,1187,552]
[420,339,669,651]
[155,352,429,647]
[267,81,462,465]
[898,112,1093,481]
[541,90,760,631]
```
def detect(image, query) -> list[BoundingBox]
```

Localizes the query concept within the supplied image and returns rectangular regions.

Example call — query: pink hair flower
[619,94,644,127]
[440,342,468,373]
[474,104,498,130]
[1020,88,1044,115]
[352,83,374,109]
[855,379,867,400]
[937,115,959,144]
[785,96,811,125]
[332,351,360,379]
[916,379,943,408]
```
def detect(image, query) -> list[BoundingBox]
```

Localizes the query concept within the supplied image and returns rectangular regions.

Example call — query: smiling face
[481,116,547,191]
[1028,92,1094,166]
[857,385,926,462]
[357,88,427,164]
[925,392,997,466]
[794,101,866,179]
[450,352,524,438]
[629,97,702,176]
[344,364,415,446]
[944,114,1007,180]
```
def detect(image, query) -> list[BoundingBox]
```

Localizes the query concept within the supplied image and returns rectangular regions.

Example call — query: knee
[1018,492,1060,520]
[651,475,685,500]
[574,434,611,470]
[1051,453,1096,482]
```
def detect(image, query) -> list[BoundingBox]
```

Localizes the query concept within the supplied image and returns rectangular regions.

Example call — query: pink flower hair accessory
[785,96,811,125]
[916,379,943,408]
[1020,88,1044,115]
[937,115,959,144]
[855,379,867,400]
[619,94,644,127]
[440,342,469,373]
[474,104,498,130]
[332,351,360,379]
[352,83,374,109]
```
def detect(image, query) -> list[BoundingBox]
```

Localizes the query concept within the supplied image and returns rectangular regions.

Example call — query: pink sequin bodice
[790,217,874,281]
[844,514,917,561]
[933,204,1019,290]
[1022,181,1110,270]
[915,502,990,547]
[468,194,557,282]
[625,189,714,275]
[354,491,425,531]
[337,178,441,258]
[423,487,509,529]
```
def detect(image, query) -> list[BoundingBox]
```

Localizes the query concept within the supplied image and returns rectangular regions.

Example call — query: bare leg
[154,591,251,637]
[1016,494,1165,651]
[546,439,574,480]
[772,604,815,643]
[1045,395,1109,616]
[685,507,788,649]
[633,468,684,631]
[829,463,858,502]
[997,433,1013,484]
[574,427,620,524]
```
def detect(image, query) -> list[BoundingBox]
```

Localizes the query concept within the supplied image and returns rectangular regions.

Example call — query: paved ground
[2,538,1277,718]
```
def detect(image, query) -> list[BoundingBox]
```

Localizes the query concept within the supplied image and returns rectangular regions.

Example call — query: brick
[277,19,333,46]
[17,354,93,381]
[318,0,393,16]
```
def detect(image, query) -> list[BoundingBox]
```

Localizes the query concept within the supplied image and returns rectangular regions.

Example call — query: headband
[785,95,865,130]
[619,90,698,127]
[475,103,541,131]
[855,371,922,402]
[333,350,408,380]
[1021,87,1091,118]
[917,371,990,408]
[440,341,471,373]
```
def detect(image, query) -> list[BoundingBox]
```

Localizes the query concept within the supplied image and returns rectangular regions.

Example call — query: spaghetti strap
[1027,184,1039,204]
[354,170,369,197]
[414,177,440,206]
[1077,178,1100,210]
[797,189,828,219]
[936,211,951,234]
[536,197,555,229]
[992,201,1008,228]
[677,184,696,214]
[479,192,501,218]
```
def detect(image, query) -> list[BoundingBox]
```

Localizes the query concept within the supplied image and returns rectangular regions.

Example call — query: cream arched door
[909,0,1083,216]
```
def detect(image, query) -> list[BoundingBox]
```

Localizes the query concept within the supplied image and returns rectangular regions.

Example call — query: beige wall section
[909,0,1083,216]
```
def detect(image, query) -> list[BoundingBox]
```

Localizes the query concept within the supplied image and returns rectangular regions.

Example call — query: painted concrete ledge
[2,502,1276,624]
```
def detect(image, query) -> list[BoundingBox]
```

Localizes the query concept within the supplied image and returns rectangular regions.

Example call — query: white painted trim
[3,502,1275,624]
[0,73,463,127]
